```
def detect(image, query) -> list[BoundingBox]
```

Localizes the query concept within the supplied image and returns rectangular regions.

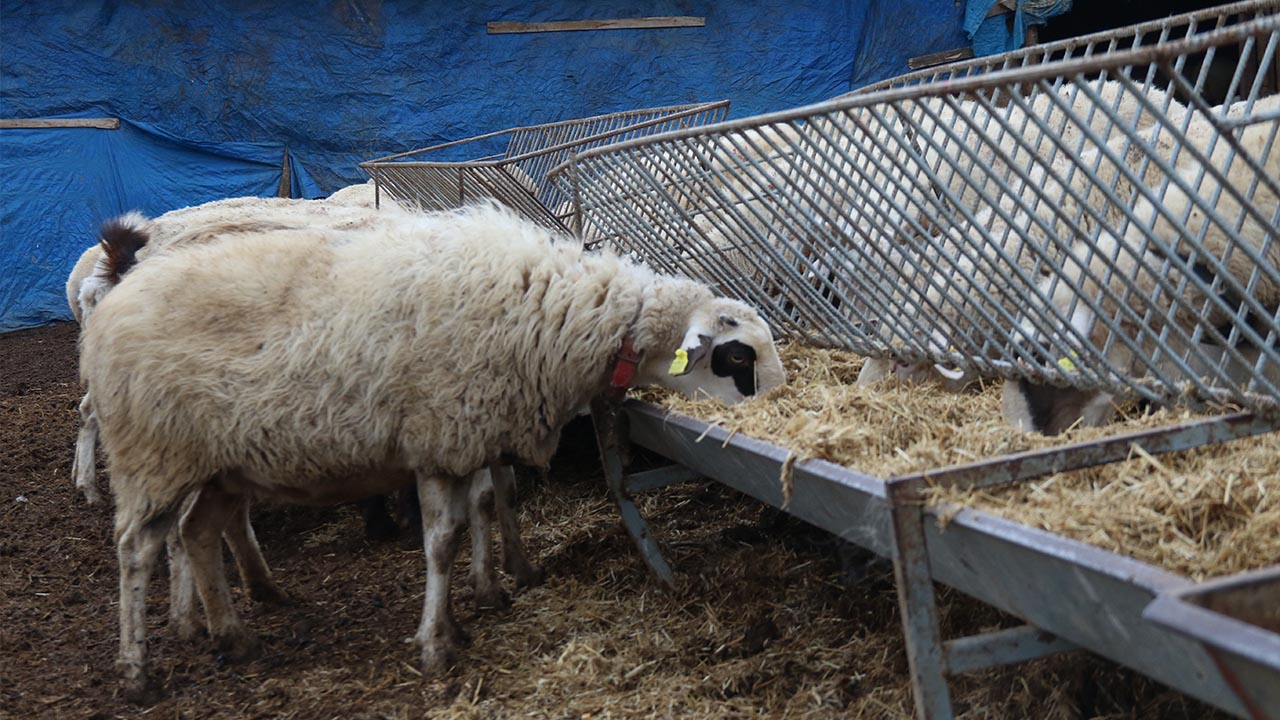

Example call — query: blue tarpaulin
[1,1,969,331]
[964,0,1073,56]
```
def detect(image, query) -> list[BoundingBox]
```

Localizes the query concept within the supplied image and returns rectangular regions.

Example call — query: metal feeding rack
[359,101,729,244]
[551,2,1280,718]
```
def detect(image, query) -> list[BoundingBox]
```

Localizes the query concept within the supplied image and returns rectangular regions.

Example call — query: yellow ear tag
[669,348,689,376]
[1057,352,1079,373]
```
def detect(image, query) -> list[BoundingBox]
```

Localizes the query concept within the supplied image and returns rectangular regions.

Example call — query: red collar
[608,334,643,398]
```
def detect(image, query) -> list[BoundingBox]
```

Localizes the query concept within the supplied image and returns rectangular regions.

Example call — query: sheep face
[1001,377,1117,435]
[657,298,786,403]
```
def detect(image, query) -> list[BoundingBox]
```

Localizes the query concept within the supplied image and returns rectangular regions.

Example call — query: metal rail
[360,101,729,244]
[1145,566,1280,719]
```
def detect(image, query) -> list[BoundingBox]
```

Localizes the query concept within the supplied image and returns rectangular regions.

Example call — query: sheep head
[653,297,786,404]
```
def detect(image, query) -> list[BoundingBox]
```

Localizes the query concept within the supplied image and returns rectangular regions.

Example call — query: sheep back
[83,205,679,522]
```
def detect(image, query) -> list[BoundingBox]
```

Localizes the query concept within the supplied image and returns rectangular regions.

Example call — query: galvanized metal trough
[1145,564,1280,718]
[550,2,1280,718]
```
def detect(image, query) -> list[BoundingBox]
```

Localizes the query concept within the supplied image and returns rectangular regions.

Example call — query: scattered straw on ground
[2,323,1227,718]
[637,344,1279,580]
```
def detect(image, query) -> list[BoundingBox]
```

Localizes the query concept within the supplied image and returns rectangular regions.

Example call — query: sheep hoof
[508,561,546,589]
[213,630,261,662]
[419,642,459,677]
[170,614,203,642]
[122,678,163,705]
[248,581,292,607]
[118,662,161,704]
[473,586,511,612]
[76,479,102,505]
[449,621,472,648]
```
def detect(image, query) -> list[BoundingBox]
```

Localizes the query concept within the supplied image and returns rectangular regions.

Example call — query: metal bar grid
[535,6,1280,716]
[551,6,1280,418]
[359,101,729,244]
[856,0,1279,97]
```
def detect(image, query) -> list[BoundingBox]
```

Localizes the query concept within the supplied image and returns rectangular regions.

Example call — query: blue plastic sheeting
[0,117,316,331]
[965,0,1073,56]
[1,1,968,331]
[849,0,982,89]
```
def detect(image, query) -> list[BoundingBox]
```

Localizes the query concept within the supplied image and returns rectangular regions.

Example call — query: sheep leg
[223,499,290,605]
[181,483,260,661]
[358,495,400,542]
[166,519,201,641]
[415,471,470,675]
[71,392,102,504]
[467,468,510,611]
[490,463,544,588]
[116,504,176,703]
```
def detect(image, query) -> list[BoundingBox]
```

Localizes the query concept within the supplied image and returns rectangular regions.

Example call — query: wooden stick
[488,16,705,35]
[0,118,120,130]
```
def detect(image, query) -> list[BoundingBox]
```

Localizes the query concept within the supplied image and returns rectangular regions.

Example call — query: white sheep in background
[83,201,785,700]
[1002,98,1280,433]
[681,123,859,329]
[853,82,1200,393]
[67,185,389,501]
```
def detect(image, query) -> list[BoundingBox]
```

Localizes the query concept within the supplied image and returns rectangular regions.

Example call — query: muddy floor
[0,322,1226,719]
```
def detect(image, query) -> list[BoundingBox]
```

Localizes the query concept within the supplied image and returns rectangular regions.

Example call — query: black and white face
[658,298,786,404]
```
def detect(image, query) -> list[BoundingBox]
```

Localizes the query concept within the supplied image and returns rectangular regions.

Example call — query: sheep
[67,186,390,502]
[68,194,544,647]
[852,81,1196,392]
[71,203,524,638]
[1001,97,1280,433]
[82,201,786,699]
[67,215,293,639]
[671,124,852,330]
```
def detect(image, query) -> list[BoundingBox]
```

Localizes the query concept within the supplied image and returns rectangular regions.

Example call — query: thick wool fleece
[66,184,385,324]
[82,203,716,529]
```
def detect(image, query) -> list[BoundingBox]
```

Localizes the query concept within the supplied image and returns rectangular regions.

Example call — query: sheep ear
[669,325,714,376]
[718,314,739,328]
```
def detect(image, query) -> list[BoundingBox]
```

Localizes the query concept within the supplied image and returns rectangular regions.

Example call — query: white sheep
[83,201,786,699]
[67,186,390,501]
[1002,98,1280,433]
[853,81,1195,392]
[70,194,548,644]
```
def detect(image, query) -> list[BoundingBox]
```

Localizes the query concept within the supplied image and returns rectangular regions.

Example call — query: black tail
[97,213,150,283]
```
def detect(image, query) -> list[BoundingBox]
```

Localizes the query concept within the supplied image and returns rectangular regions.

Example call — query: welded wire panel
[859,0,1280,98]
[359,101,729,243]
[552,7,1280,415]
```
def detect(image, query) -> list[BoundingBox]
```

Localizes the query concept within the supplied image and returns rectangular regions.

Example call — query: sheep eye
[729,350,750,366]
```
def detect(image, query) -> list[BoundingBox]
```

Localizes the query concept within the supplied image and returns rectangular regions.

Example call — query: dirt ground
[0,322,1228,719]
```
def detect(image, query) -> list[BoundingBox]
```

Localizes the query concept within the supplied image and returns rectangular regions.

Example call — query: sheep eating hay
[83,201,786,700]
[1003,94,1280,433]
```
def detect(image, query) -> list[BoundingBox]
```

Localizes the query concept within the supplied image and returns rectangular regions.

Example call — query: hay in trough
[637,344,1279,580]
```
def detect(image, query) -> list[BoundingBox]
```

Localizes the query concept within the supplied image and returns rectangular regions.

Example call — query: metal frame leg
[591,397,676,590]
[887,479,1078,720]
[889,484,954,720]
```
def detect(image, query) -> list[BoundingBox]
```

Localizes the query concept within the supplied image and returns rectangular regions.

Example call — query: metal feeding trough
[1145,566,1280,719]
[359,101,729,245]
[549,2,1280,718]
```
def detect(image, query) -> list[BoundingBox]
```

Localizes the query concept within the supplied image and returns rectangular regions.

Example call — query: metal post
[590,396,676,589]
[888,479,953,720]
